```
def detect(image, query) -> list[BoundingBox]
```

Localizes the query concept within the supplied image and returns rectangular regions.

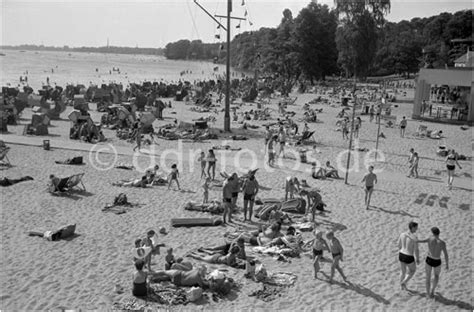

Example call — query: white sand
[1,90,472,310]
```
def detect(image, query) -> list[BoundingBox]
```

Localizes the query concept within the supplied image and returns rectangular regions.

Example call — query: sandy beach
[1,84,473,311]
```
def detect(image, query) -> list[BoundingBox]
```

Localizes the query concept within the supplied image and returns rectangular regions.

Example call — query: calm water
[0,50,246,91]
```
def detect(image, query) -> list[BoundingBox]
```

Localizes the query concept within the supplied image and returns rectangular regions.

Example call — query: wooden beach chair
[49,173,86,194]
[0,141,11,167]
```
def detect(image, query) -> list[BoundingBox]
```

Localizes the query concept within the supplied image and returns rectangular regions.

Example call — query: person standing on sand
[207,150,217,180]
[445,149,461,189]
[407,148,415,175]
[242,171,259,222]
[361,166,377,209]
[399,116,407,138]
[278,127,286,158]
[408,152,419,178]
[133,119,143,152]
[267,135,277,167]
[222,177,233,224]
[312,230,330,279]
[421,227,449,298]
[369,105,375,122]
[398,221,420,291]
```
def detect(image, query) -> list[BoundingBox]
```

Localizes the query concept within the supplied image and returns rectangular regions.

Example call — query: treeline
[164,5,472,80]
[0,44,164,56]
[164,40,221,60]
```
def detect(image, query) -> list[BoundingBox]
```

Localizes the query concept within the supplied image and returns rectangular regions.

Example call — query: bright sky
[1,0,472,48]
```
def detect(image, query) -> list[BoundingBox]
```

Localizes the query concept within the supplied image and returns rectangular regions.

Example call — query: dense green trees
[163,7,472,78]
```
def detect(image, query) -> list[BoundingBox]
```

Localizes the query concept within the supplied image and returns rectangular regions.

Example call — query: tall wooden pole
[224,0,232,132]
[344,54,357,184]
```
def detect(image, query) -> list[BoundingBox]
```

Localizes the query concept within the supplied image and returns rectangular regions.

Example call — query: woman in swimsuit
[132,259,148,297]
[445,150,461,189]
[188,245,240,267]
[326,232,347,283]
[312,231,330,279]
[207,150,217,180]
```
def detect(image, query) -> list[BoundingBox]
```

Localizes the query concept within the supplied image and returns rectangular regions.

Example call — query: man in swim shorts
[397,221,420,290]
[361,166,377,210]
[423,227,449,298]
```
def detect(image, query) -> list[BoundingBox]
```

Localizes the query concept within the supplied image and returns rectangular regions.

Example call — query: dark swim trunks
[313,249,323,257]
[399,252,415,264]
[425,256,442,267]
[446,165,455,171]
[366,185,374,191]
[223,198,232,203]
[231,192,238,198]
[244,193,255,201]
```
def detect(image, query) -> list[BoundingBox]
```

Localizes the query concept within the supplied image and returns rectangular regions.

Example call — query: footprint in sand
[425,195,438,207]
[438,196,449,208]
[414,193,427,205]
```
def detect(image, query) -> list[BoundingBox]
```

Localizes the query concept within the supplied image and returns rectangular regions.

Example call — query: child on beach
[267,135,277,167]
[168,164,180,190]
[326,232,347,283]
[142,230,165,271]
[165,248,176,270]
[207,150,217,180]
[312,231,330,279]
[362,165,377,210]
[132,259,148,297]
[198,152,207,179]
[198,151,207,179]
[202,177,211,203]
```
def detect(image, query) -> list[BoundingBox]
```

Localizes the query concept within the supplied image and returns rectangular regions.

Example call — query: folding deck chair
[0,141,11,167]
[49,173,86,194]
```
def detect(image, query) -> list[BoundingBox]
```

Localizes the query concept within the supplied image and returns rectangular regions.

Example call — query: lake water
[0,50,246,91]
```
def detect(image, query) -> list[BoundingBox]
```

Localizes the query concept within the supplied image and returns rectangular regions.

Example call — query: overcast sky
[1,0,472,48]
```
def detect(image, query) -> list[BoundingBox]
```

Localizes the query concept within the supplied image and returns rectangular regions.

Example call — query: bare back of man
[425,229,449,298]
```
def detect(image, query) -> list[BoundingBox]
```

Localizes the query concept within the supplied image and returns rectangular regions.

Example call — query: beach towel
[264,272,297,287]
[280,198,306,214]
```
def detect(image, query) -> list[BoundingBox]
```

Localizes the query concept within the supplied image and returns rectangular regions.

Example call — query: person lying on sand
[112,176,148,187]
[238,222,284,246]
[188,245,240,267]
[268,226,303,253]
[0,176,34,187]
[150,267,208,288]
[198,236,247,260]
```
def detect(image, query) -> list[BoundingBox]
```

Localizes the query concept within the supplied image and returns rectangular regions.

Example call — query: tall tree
[334,0,391,78]
[294,3,338,82]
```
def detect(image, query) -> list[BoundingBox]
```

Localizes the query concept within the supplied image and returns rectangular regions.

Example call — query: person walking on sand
[399,116,407,138]
[445,149,462,189]
[312,230,330,279]
[133,119,143,152]
[422,227,449,298]
[362,166,377,209]
[407,148,415,175]
[408,152,419,178]
[198,151,207,179]
[398,221,420,291]
[168,164,180,190]
[326,231,347,283]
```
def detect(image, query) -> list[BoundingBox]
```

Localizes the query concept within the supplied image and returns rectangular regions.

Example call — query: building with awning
[413,67,473,124]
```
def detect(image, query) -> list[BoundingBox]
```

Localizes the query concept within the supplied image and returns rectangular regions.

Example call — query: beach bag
[114,193,128,206]
[186,287,203,302]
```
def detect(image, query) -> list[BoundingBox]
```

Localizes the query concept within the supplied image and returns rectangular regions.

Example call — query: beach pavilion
[413,65,473,124]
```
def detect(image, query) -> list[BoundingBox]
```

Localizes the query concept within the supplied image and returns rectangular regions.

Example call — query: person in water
[397,221,420,291]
